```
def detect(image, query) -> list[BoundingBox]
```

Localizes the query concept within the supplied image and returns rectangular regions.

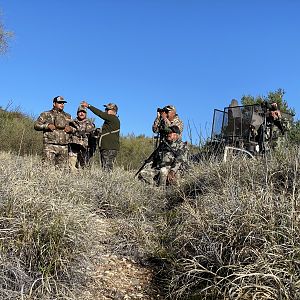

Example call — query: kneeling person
[69,106,95,171]
[139,125,187,186]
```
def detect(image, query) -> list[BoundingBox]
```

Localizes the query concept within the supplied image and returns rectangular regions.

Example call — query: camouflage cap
[53,96,67,103]
[164,105,176,113]
[169,125,181,134]
[104,102,118,113]
[77,105,87,113]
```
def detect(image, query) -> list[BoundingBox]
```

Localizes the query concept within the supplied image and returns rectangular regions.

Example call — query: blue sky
[0,0,299,143]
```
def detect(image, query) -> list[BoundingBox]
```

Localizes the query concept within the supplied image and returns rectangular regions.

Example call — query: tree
[241,88,295,115]
[0,11,13,54]
[287,120,300,145]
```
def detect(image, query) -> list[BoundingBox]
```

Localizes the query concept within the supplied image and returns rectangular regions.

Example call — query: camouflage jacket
[152,115,184,139]
[69,118,95,148]
[154,139,188,173]
[34,109,74,145]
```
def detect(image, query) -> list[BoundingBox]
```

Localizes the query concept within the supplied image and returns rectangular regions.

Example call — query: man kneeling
[138,125,187,186]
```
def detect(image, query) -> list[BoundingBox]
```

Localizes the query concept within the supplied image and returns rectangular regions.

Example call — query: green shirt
[89,105,120,150]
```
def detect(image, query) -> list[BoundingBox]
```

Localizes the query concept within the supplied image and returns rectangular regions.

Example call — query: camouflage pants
[100,149,118,171]
[68,144,89,172]
[43,144,68,166]
[139,164,172,186]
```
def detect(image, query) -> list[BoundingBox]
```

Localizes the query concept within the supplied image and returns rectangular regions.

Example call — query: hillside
[1,144,300,299]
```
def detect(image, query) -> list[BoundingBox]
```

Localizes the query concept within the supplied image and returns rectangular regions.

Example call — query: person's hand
[48,124,56,131]
[64,125,73,133]
[81,101,89,108]
[167,170,176,185]
[161,111,168,120]
[271,110,280,120]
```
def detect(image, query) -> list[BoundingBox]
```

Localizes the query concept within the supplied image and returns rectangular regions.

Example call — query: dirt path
[80,219,162,300]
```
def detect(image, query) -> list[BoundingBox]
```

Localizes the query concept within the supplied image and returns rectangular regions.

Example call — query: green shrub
[117,134,154,170]
[0,108,42,155]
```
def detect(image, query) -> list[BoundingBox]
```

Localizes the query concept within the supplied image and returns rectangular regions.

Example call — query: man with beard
[68,105,95,172]
[34,96,74,166]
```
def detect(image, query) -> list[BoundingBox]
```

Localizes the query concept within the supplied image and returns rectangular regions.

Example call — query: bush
[0,108,42,155]
[117,134,154,170]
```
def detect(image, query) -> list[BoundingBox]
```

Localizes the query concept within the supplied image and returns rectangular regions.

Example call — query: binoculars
[157,107,168,113]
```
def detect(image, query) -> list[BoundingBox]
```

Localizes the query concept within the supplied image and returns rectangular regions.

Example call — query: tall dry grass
[1,143,300,299]
[0,152,165,299]
[146,147,300,299]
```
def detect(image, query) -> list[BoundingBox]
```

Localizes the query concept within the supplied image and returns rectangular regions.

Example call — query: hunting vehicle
[209,101,293,161]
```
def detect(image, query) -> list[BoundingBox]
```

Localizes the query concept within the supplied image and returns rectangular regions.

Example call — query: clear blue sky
[0,0,299,143]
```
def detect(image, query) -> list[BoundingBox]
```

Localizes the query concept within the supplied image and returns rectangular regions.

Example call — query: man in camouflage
[68,105,95,172]
[152,105,184,141]
[34,96,74,166]
[138,125,188,186]
[80,101,120,171]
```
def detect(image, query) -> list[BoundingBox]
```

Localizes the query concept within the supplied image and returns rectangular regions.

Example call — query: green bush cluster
[0,108,43,155]
[117,134,154,170]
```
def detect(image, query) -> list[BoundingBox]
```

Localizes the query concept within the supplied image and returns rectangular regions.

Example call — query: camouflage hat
[169,125,181,134]
[53,96,67,103]
[164,105,176,112]
[77,105,87,113]
[104,102,118,113]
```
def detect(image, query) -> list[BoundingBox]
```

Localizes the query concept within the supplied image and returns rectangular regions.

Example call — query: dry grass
[0,152,164,299]
[1,145,300,299]
[151,147,300,299]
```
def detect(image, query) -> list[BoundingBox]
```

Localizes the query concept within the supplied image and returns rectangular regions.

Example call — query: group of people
[34,96,120,172]
[34,97,187,187]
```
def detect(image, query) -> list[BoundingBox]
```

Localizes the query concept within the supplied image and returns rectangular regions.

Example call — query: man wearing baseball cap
[80,100,120,171]
[68,105,95,172]
[152,104,184,142]
[34,96,74,166]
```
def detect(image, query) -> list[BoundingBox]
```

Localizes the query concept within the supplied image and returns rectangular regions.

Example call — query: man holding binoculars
[152,105,184,141]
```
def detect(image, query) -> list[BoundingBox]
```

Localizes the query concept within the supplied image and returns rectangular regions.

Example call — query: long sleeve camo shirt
[69,118,95,149]
[152,115,184,139]
[34,108,74,145]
